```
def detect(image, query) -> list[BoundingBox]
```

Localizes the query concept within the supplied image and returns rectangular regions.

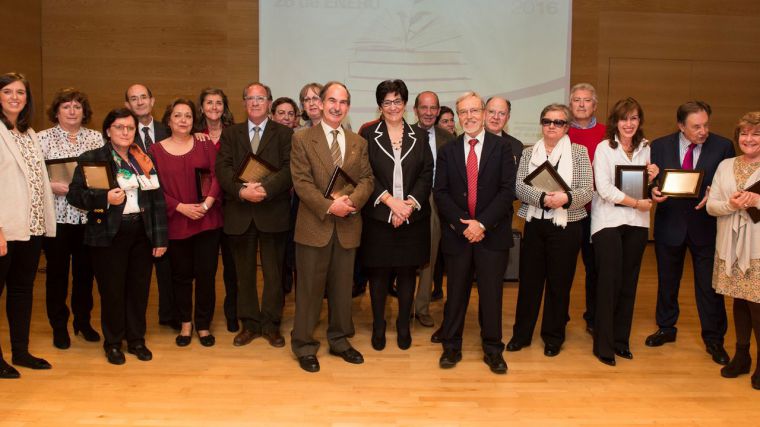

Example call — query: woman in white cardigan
[706,111,760,390]
[590,98,659,366]
[0,72,57,379]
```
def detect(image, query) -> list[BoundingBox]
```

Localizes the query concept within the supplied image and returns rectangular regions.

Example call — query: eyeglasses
[381,98,404,108]
[457,108,483,116]
[302,96,321,104]
[244,95,268,104]
[541,118,568,127]
[487,110,508,118]
[111,124,136,132]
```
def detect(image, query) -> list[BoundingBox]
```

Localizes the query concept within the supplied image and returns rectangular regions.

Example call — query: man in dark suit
[647,101,735,365]
[434,91,515,374]
[485,96,524,169]
[290,81,374,373]
[216,82,293,348]
[124,83,175,330]
[413,90,454,329]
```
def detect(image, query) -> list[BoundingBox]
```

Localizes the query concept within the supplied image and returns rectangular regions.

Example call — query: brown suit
[289,124,373,357]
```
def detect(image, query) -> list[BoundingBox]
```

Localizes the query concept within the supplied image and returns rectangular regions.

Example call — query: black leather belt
[121,213,142,222]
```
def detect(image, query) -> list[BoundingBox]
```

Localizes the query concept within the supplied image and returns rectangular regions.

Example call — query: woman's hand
[107,188,126,205]
[635,199,653,212]
[646,162,659,183]
[177,203,206,220]
[194,132,211,142]
[391,213,405,228]
[153,247,167,257]
[544,192,569,209]
[202,196,215,211]
[744,192,760,208]
[50,181,69,196]
[0,228,7,257]
[385,196,413,220]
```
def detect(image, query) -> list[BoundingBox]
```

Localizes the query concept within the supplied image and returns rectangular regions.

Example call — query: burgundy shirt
[150,138,223,240]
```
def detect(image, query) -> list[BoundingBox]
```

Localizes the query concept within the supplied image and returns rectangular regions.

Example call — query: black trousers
[155,251,175,324]
[228,223,286,334]
[91,217,153,349]
[654,237,727,344]
[580,215,597,328]
[592,225,648,359]
[220,232,238,324]
[0,236,43,357]
[441,244,508,354]
[169,228,220,330]
[43,223,95,331]
[512,219,581,348]
[367,266,417,333]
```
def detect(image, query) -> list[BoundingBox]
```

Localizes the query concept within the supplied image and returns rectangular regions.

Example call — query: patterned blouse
[11,131,46,235]
[38,125,104,224]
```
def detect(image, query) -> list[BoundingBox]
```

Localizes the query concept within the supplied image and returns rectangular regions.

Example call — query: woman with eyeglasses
[508,103,593,358]
[359,79,433,351]
[68,108,168,365]
[0,72,57,378]
[297,82,323,129]
[195,87,240,333]
[38,88,104,350]
[591,98,657,366]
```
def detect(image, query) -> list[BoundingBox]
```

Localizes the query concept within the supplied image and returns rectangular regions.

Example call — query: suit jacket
[414,123,455,152]
[134,119,170,152]
[67,144,168,248]
[434,131,515,254]
[359,120,433,224]
[650,131,735,246]
[215,120,293,235]
[290,124,374,249]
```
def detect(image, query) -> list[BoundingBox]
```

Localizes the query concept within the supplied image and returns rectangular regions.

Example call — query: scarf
[526,134,573,228]
[111,143,160,191]
[717,164,760,275]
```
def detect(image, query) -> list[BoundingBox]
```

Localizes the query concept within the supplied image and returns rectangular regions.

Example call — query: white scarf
[717,164,760,275]
[526,134,573,228]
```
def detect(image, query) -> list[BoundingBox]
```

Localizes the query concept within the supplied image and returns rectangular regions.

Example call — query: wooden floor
[0,244,758,426]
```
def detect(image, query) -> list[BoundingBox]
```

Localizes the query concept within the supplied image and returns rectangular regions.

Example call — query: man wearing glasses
[215,82,294,349]
[434,91,515,374]
[485,96,524,168]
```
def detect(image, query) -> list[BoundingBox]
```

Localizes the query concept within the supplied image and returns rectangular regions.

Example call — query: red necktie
[682,143,696,170]
[467,139,478,218]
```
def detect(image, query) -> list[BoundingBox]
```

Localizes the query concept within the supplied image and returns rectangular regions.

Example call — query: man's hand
[460,218,484,243]
[153,247,167,257]
[695,186,710,210]
[651,186,668,203]
[329,195,357,217]
[240,182,267,203]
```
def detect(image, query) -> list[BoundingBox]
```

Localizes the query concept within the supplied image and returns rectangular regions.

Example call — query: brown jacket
[290,124,373,248]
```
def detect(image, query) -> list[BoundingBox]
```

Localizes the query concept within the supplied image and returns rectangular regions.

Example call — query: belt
[121,213,143,222]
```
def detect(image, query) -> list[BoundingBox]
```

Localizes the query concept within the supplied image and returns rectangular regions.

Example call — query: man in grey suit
[124,83,175,330]
[216,82,293,348]
[413,91,454,328]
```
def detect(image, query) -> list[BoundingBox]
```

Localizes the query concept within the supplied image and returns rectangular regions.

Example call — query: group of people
[0,72,758,391]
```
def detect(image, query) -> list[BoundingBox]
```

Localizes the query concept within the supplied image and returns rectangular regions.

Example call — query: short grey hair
[570,83,598,104]
[455,91,485,111]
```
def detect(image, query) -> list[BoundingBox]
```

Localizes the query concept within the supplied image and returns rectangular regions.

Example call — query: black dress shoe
[645,329,676,347]
[329,347,364,364]
[105,347,125,365]
[198,333,216,347]
[73,323,101,342]
[175,334,192,347]
[544,344,561,357]
[127,344,153,361]
[397,330,412,350]
[430,328,442,344]
[597,355,616,366]
[506,339,528,352]
[483,353,507,374]
[371,329,386,351]
[706,343,730,365]
[615,348,633,360]
[12,352,52,370]
[298,355,320,373]
[53,328,71,350]
[227,318,240,333]
[752,374,760,390]
[0,359,20,379]
[439,349,462,369]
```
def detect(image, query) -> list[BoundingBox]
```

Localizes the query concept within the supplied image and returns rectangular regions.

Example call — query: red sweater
[568,122,606,164]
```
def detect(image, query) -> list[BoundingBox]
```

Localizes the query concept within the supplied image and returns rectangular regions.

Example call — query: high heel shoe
[73,323,101,342]
[53,328,71,349]
[176,324,193,347]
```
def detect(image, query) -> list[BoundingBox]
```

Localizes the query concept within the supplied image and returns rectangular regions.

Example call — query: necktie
[250,126,261,154]
[682,143,696,170]
[467,138,478,218]
[142,126,153,150]
[330,130,342,167]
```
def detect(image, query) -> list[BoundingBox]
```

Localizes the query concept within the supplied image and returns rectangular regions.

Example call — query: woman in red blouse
[150,98,223,347]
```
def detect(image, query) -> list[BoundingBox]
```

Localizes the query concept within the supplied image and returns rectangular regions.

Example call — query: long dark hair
[0,72,34,132]
[605,97,646,150]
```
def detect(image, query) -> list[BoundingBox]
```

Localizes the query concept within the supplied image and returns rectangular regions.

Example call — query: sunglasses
[541,118,568,127]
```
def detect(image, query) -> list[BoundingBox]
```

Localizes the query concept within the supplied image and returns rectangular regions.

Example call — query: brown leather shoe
[263,330,286,348]
[233,329,261,347]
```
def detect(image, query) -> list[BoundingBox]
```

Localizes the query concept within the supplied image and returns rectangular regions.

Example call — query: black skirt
[360,215,431,268]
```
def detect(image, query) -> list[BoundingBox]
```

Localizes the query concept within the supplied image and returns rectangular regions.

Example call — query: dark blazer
[215,119,293,235]
[434,131,515,254]
[415,123,455,153]
[650,131,735,246]
[67,144,168,248]
[359,120,433,224]
[134,119,170,152]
